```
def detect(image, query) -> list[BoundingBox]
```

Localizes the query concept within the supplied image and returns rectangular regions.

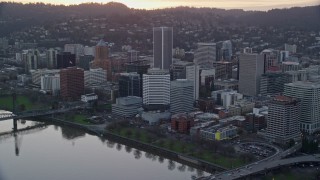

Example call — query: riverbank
[34,116,228,174]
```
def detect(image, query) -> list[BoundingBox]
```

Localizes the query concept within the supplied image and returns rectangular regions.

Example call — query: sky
[8,0,320,11]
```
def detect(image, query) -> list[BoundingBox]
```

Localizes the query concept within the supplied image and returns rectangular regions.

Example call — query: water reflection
[106,140,115,148]
[0,120,210,180]
[60,126,86,140]
[125,145,132,153]
[54,125,59,131]
[178,164,186,172]
[188,166,195,172]
[134,149,142,159]
[168,160,176,171]
[158,156,164,163]
[196,169,204,177]
[116,143,122,151]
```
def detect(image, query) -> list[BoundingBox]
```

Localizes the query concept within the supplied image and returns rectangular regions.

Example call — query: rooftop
[115,96,142,106]
[285,81,320,89]
[282,61,300,66]
[96,39,107,46]
[197,42,216,46]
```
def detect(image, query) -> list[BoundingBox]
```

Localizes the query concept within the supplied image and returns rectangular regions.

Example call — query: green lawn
[71,114,90,125]
[193,152,245,169]
[0,95,34,111]
[109,126,247,169]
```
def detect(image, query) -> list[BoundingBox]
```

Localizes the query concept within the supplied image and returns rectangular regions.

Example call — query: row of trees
[301,137,319,154]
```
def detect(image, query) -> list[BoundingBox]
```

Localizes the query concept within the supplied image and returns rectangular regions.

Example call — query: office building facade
[238,53,264,96]
[46,48,58,69]
[112,96,142,118]
[153,27,173,70]
[119,72,141,97]
[284,82,320,134]
[91,39,112,81]
[60,67,84,100]
[170,79,194,114]
[40,74,60,95]
[84,68,107,87]
[266,96,300,144]
[78,55,94,70]
[260,72,290,96]
[194,43,216,67]
[57,52,76,69]
[212,61,233,79]
[143,69,170,110]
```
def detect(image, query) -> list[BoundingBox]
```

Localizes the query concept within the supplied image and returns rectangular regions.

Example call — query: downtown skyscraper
[153,27,173,70]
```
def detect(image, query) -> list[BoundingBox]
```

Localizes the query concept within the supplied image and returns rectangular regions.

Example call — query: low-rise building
[171,113,194,134]
[213,78,238,91]
[215,125,238,141]
[30,69,60,85]
[219,116,246,127]
[81,93,98,103]
[211,89,243,108]
[199,125,238,141]
[200,125,220,141]
[245,113,266,132]
[112,96,142,118]
[41,74,60,96]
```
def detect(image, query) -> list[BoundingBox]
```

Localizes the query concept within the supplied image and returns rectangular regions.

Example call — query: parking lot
[237,142,277,159]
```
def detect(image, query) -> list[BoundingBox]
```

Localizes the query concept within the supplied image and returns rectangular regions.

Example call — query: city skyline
[8,0,320,10]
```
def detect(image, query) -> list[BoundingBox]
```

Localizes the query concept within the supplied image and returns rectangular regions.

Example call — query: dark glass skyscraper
[153,27,173,70]
[118,73,141,97]
[57,52,76,69]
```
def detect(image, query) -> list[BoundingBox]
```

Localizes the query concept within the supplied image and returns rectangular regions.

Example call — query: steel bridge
[0,106,83,121]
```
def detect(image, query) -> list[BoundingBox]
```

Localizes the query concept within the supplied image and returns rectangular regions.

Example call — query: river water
[0,114,207,180]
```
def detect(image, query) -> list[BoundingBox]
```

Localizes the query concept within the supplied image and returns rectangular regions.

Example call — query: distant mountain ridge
[0,2,319,37]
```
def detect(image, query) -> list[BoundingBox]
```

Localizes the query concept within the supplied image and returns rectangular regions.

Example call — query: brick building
[60,67,84,100]
[171,113,194,134]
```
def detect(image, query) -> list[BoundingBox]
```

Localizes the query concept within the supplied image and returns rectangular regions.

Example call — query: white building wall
[84,68,107,86]
[143,70,170,105]
[41,74,60,92]
[284,82,320,134]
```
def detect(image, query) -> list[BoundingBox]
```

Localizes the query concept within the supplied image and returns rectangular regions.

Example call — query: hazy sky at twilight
[9,0,320,10]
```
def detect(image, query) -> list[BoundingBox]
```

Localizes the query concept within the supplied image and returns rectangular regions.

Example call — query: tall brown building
[91,39,112,81]
[60,67,84,100]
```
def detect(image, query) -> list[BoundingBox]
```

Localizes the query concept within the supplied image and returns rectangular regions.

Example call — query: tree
[208,140,220,153]
[168,140,175,150]
[301,136,318,154]
[124,129,133,137]
[145,135,152,143]
[224,146,236,156]
[134,131,141,140]
[239,153,255,163]
[158,140,165,147]
[19,104,26,112]
[288,139,295,147]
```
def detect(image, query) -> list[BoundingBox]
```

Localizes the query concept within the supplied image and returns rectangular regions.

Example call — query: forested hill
[0,2,319,37]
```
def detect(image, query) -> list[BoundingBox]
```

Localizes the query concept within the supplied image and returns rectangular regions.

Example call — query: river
[0,115,207,180]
